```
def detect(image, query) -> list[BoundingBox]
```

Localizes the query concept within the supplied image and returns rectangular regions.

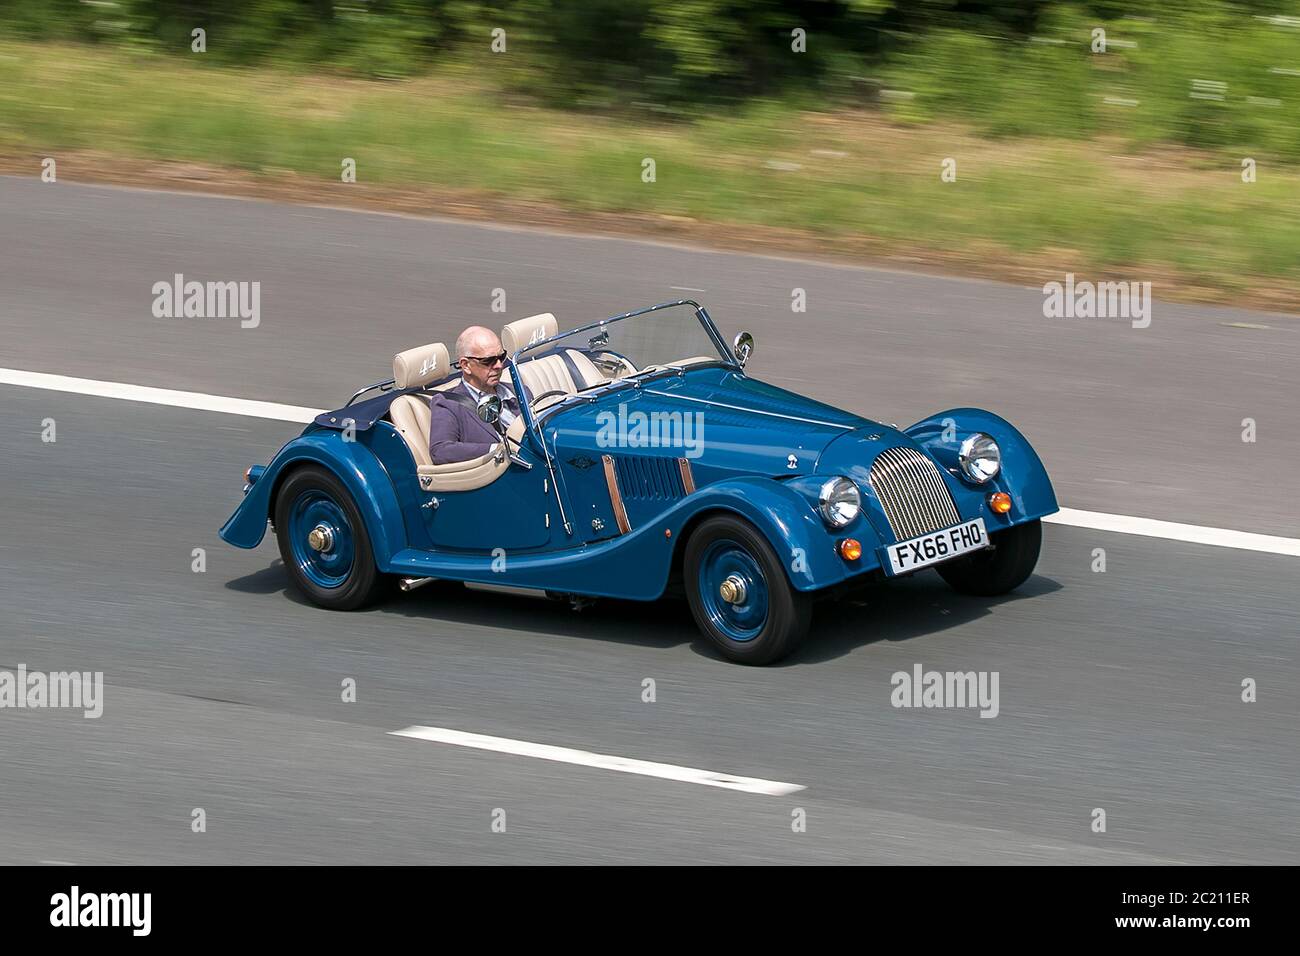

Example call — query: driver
[427,326,530,465]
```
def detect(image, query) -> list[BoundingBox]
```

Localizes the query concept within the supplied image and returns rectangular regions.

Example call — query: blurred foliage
[1,0,1298,157]
[2,6,1297,293]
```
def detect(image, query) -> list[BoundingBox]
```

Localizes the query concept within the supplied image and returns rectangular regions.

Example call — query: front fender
[905,408,1058,522]
[677,476,886,591]
[218,427,407,566]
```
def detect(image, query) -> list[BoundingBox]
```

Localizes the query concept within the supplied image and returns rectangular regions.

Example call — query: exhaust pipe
[399,577,436,592]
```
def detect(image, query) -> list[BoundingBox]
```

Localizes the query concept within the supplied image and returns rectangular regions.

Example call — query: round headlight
[818,477,861,528]
[958,433,1001,484]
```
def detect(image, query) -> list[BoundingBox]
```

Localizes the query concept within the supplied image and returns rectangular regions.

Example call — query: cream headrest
[392,342,450,389]
[501,313,558,354]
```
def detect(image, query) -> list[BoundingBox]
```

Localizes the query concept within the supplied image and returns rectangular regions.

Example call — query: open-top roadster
[221,300,1058,664]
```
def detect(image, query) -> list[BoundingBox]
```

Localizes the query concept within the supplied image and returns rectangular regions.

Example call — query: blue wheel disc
[287,489,356,589]
[698,539,769,642]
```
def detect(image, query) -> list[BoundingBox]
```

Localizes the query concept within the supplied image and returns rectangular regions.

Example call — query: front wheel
[937,518,1042,597]
[274,465,386,610]
[683,515,812,665]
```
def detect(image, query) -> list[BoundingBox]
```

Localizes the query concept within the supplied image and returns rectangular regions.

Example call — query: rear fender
[218,426,406,567]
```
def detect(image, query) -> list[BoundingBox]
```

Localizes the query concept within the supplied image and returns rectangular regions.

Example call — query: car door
[415,447,556,553]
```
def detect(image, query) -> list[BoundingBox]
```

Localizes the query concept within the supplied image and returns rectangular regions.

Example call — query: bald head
[456,325,506,391]
[455,326,498,361]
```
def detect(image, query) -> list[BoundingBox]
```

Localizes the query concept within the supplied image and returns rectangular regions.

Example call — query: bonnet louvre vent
[612,456,686,501]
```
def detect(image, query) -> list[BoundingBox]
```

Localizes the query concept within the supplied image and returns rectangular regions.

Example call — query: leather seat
[501,313,606,401]
[388,342,512,492]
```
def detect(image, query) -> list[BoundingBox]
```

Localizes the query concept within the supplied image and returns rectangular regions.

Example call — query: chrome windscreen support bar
[505,298,735,540]
[539,427,571,535]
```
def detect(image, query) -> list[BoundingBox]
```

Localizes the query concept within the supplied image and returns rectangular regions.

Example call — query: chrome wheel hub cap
[307,524,335,553]
[719,574,748,605]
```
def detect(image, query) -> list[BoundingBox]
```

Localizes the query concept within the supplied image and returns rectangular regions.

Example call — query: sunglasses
[463,351,508,367]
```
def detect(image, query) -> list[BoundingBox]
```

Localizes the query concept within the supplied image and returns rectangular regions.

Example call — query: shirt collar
[462,379,512,403]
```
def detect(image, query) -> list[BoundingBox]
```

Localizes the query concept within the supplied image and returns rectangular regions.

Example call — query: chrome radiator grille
[868,446,961,540]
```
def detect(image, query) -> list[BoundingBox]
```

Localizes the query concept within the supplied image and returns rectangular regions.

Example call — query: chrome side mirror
[477,394,501,426]
[733,331,755,369]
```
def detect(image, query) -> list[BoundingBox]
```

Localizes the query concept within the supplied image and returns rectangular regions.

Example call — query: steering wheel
[590,349,638,378]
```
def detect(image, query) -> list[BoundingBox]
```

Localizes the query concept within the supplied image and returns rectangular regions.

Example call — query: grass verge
[1,42,1296,312]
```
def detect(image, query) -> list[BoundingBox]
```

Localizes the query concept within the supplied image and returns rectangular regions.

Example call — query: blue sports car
[221,300,1058,664]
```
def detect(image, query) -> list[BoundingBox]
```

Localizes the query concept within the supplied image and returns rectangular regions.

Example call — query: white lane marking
[389,725,805,796]
[1045,508,1300,557]
[670,285,707,292]
[0,367,322,423]
[5,366,1299,558]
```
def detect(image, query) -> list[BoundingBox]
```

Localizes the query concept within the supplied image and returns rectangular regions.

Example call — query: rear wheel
[683,515,812,665]
[274,465,386,610]
[937,518,1042,597]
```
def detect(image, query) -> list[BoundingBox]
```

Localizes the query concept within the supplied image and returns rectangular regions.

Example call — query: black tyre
[937,518,1042,597]
[273,465,387,610]
[683,515,812,665]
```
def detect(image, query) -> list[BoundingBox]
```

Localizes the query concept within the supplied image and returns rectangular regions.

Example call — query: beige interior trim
[416,450,508,492]
[389,394,433,467]
[674,355,721,368]
[391,388,517,491]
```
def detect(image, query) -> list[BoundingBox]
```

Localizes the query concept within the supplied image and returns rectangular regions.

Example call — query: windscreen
[513,303,730,394]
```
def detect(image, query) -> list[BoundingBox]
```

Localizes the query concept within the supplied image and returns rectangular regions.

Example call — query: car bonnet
[543,368,876,477]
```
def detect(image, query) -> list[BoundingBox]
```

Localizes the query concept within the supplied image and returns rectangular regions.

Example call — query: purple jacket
[427,381,529,465]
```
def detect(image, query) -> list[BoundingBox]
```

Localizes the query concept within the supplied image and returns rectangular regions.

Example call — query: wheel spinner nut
[719,574,747,605]
[308,525,334,553]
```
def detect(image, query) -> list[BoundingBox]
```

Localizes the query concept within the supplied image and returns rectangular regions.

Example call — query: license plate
[884,518,988,575]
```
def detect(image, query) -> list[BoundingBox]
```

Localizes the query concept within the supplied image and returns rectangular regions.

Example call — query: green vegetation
[1,2,1297,301]
[5,1,1299,155]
